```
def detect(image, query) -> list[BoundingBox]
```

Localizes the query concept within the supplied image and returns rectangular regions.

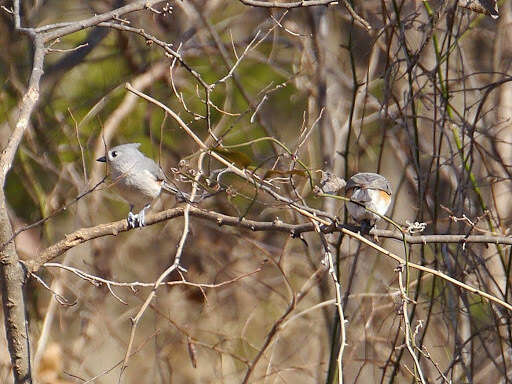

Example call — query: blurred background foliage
[2,0,512,383]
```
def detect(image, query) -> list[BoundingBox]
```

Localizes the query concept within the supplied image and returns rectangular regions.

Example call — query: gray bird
[97,143,187,228]
[345,172,392,232]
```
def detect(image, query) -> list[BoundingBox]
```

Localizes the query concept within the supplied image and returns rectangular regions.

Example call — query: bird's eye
[111,151,118,158]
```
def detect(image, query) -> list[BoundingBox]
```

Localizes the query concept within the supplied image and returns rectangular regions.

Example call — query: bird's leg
[127,205,137,229]
[359,220,369,235]
[137,204,151,227]
[363,220,381,242]
[127,205,151,229]
[360,220,372,235]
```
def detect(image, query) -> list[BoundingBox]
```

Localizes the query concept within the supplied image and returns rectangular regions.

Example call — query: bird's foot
[360,220,372,235]
[138,205,150,227]
[137,205,151,228]
[359,220,380,242]
[127,211,138,229]
[127,205,150,229]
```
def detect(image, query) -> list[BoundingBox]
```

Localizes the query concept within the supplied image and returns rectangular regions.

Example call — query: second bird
[345,172,392,232]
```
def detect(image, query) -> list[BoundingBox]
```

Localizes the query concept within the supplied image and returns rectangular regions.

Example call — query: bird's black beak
[96,156,107,163]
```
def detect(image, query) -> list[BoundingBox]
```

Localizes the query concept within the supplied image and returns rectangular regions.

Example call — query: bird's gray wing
[138,154,191,201]
[137,155,165,181]
[161,180,190,201]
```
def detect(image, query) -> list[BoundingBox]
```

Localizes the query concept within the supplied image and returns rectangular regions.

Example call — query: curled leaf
[212,148,252,168]
[318,170,346,194]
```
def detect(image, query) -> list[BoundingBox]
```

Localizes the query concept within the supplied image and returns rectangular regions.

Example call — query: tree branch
[41,0,165,43]
[22,205,512,313]
[0,2,166,382]
[0,33,45,384]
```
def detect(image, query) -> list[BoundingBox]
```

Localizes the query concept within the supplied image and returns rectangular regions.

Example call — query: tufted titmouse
[345,172,392,231]
[97,143,187,228]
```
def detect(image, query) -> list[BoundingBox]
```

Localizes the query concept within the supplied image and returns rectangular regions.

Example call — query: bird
[345,172,392,233]
[459,0,498,19]
[96,143,188,228]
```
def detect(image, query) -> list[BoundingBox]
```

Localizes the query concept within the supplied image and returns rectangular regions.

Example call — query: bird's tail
[161,181,220,203]
[161,181,191,202]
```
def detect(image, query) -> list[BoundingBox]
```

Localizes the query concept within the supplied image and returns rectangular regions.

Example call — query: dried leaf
[187,336,197,368]
[318,170,346,194]
[212,148,252,168]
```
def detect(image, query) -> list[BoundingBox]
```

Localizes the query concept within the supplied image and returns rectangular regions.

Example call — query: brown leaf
[318,170,346,194]
[212,148,253,168]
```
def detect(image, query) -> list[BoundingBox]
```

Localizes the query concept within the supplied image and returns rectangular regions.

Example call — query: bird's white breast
[368,189,391,215]
[110,167,162,210]
[347,188,391,223]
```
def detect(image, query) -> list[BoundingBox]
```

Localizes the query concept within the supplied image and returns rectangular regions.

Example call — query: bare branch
[20,205,512,314]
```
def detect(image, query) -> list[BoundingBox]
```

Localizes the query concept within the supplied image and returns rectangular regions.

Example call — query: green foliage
[5,170,38,221]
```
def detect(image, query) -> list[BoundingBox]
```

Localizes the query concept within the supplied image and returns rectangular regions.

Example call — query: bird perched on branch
[459,0,498,19]
[97,143,188,228]
[345,172,392,233]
